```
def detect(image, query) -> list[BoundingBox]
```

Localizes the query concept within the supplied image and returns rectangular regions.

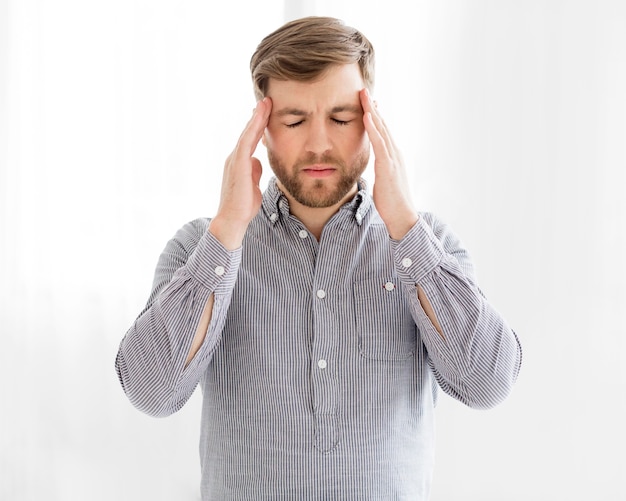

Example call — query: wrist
[208,216,248,251]
[386,211,419,241]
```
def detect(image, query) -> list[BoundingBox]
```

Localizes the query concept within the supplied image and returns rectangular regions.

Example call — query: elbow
[115,353,180,418]
[462,375,517,410]
[467,323,523,409]
[130,393,180,419]
[438,366,519,410]
[126,381,181,418]
[464,342,522,410]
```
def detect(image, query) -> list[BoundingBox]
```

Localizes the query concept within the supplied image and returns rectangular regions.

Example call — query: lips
[303,169,335,178]
[302,166,336,178]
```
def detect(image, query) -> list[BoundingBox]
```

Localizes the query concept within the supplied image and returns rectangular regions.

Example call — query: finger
[237,98,270,155]
[364,99,407,176]
[360,89,398,153]
[236,97,272,158]
[360,91,389,152]
[360,89,385,131]
[363,110,391,161]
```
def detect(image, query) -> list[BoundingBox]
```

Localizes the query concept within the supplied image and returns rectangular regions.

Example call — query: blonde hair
[250,16,375,101]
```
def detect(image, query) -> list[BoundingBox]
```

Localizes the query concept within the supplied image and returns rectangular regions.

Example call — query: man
[116,16,522,500]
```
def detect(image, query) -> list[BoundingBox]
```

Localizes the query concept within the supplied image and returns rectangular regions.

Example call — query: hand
[360,89,419,240]
[209,97,272,250]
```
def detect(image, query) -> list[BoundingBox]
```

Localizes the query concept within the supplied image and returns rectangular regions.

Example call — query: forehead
[267,63,365,111]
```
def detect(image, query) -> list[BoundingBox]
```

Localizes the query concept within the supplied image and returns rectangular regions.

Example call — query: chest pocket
[353,277,417,361]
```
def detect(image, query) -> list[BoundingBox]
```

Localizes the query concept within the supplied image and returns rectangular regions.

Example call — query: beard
[267,147,370,208]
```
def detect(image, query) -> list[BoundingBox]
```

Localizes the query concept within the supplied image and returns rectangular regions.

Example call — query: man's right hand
[208,97,272,250]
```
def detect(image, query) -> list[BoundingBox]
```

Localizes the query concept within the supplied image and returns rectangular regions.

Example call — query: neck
[277,182,358,241]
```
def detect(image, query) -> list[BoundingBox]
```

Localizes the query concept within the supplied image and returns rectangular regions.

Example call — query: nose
[304,119,332,155]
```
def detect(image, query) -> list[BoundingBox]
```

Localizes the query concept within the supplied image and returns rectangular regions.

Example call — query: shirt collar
[261,177,371,227]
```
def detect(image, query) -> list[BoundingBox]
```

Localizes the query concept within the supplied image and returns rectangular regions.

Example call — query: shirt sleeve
[391,213,522,409]
[115,218,241,417]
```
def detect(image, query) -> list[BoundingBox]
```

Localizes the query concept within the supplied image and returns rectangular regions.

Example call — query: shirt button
[270,213,278,222]
[214,266,225,276]
[316,289,326,299]
[402,257,413,268]
[384,281,395,291]
[298,229,308,239]
[317,359,327,369]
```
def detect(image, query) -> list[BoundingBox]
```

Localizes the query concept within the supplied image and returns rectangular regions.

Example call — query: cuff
[391,215,444,284]
[183,230,242,295]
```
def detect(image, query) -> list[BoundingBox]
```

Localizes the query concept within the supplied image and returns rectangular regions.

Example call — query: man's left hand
[360,88,419,240]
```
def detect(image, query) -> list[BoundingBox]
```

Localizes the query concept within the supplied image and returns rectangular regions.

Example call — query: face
[263,63,370,209]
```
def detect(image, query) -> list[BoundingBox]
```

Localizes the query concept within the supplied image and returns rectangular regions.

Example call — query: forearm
[115,221,241,417]
[393,214,522,408]
[115,287,213,417]
[185,293,215,366]
[414,266,521,408]
[180,217,249,365]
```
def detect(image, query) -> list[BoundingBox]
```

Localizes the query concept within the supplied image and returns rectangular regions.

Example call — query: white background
[1,1,625,499]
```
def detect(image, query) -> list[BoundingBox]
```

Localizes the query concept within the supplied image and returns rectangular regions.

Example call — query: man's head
[250,16,375,102]
[250,17,375,210]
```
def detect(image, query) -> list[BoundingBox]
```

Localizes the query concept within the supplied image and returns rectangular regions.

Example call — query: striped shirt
[115,178,522,500]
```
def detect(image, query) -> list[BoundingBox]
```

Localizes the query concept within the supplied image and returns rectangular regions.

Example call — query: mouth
[302,164,337,178]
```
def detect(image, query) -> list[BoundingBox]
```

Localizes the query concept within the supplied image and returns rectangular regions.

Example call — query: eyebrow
[274,104,363,117]
[274,108,309,118]
[330,104,363,115]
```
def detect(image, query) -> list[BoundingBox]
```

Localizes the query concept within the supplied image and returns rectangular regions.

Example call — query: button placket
[308,221,354,453]
[311,279,338,451]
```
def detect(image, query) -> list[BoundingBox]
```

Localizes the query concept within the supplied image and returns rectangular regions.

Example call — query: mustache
[294,153,343,169]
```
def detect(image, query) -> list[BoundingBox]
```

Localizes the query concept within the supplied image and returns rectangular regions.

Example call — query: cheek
[347,134,371,166]
[264,125,287,150]
[265,129,303,160]
[348,130,370,155]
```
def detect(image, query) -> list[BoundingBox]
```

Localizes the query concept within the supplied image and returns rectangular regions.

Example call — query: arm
[115,98,272,417]
[360,89,449,334]
[361,89,521,408]
[180,96,272,361]
[392,214,522,409]
[115,221,241,417]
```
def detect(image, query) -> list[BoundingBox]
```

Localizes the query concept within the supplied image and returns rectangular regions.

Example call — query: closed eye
[285,118,351,128]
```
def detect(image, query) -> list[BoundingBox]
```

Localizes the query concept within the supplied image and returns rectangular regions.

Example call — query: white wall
[1,1,625,500]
